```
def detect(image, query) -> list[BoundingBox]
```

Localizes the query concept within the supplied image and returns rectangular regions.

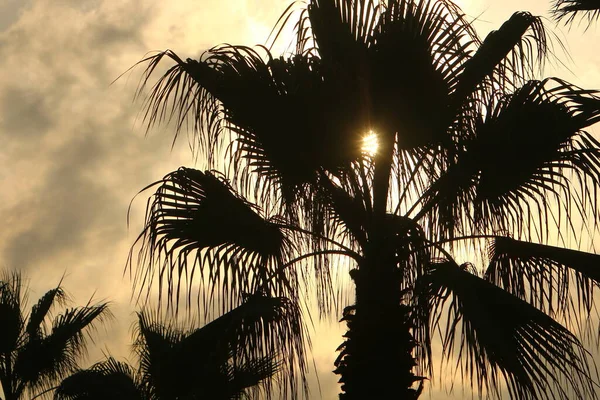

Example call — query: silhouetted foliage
[0,270,109,400]
[552,0,600,26]
[54,294,294,400]
[54,358,141,400]
[129,0,600,399]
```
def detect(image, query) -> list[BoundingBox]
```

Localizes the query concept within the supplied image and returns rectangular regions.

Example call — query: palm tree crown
[0,271,109,400]
[129,0,600,398]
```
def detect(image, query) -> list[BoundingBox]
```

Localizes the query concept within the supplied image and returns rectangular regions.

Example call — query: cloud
[0,0,32,32]
[0,0,188,366]
[0,0,300,377]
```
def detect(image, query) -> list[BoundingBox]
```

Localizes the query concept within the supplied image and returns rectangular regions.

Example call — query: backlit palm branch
[552,0,600,26]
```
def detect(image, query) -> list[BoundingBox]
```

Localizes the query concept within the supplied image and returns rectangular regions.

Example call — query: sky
[0,0,598,399]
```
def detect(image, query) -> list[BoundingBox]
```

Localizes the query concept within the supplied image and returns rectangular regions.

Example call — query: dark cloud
[4,133,110,268]
[0,0,31,32]
[0,0,189,370]
[0,85,53,138]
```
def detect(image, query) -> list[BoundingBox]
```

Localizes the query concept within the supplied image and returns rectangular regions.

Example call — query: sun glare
[362,131,379,156]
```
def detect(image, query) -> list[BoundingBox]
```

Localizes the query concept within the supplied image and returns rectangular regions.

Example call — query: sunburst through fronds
[361,131,379,156]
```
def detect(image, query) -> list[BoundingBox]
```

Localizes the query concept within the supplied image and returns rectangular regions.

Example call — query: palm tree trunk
[334,130,422,398]
[335,254,422,399]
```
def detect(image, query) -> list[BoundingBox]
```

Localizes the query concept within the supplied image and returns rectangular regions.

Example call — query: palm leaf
[135,294,305,399]
[319,170,369,248]
[369,0,477,150]
[187,293,304,398]
[134,312,184,400]
[14,303,110,394]
[225,356,279,399]
[422,260,597,400]
[486,236,600,325]
[375,214,430,293]
[552,0,600,26]
[138,47,365,205]
[420,78,600,238]
[26,288,67,341]
[302,0,379,56]
[454,12,548,102]
[54,357,142,400]
[0,271,24,355]
[473,79,600,234]
[299,0,479,149]
[130,168,295,310]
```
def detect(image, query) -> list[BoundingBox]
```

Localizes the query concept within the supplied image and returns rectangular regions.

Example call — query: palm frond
[135,49,220,155]
[129,167,295,311]
[370,0,478,150]
[226,356,279,399]
[301,0,380,56]
[552,0,600,26]
[377,215,430,293]
[54,357,142,400]
[192,293,305,398]
[14,303,110,394]
[472,78,600,235]
[422,260,597,400]
[135,294,306,399]
[0,271,24,355]
[486,236,600,328]
[90,357,138,380]
[134,311,184,400]
[299,0,480,147]
[26,288,67,341]
[455,12,548,102]
[137,47,366,209]
[421,78,600,239]
[319,170,369,248]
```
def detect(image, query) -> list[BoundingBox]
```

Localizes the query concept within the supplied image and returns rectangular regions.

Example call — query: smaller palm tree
[0,270,110,400]
[54,293,302,400]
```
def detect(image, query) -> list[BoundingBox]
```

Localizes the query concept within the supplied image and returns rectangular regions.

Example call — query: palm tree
[54,293,300,399]
[0,270,109,400]
[129,0,600,398]
[552,0,600,26]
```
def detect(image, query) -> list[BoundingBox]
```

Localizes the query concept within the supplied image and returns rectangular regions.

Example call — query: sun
[362,131,379,156]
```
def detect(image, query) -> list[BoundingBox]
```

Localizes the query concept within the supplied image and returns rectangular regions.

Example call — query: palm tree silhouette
[0,271,109,400]
[129,0,600,398]
[54,293,299,399]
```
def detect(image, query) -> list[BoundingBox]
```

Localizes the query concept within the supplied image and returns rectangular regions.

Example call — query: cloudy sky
[0,0,598,398]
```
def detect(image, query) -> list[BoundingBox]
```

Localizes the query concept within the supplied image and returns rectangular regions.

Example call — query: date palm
[54,293,299,399]
[0,271,109,400]
[129,0,600,398]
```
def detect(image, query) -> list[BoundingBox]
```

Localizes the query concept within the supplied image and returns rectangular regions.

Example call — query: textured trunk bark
[335,259,422,399]
[335,129,422,398]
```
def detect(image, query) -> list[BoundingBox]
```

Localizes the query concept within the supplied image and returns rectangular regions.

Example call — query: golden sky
[0,0,598,398]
